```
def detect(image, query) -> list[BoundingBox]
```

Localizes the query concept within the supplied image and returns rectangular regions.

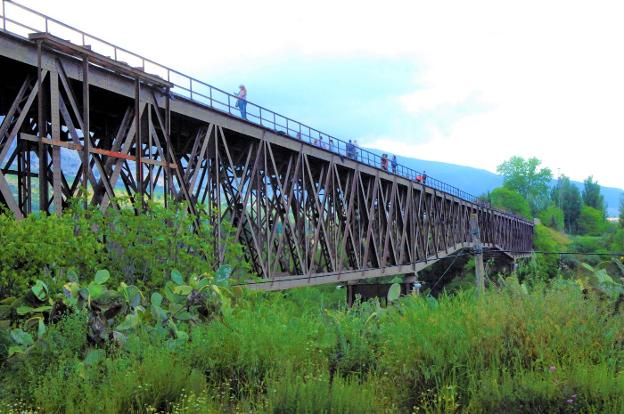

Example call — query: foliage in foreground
[0,200,247,298]
[2,277,624,413]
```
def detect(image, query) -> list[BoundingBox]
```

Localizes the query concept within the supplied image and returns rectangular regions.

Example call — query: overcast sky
[14,0,624,189]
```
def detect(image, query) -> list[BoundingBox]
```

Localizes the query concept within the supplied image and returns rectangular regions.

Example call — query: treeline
[479,156,624,280]
[483,156,622,236]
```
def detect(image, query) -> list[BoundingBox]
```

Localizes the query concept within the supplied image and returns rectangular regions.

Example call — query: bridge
[0,2,533,291]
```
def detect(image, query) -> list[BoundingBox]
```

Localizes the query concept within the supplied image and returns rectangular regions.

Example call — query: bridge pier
[346,273,420,306]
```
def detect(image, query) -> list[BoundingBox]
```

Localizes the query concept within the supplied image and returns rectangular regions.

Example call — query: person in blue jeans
[235,85,247,119]
[391,155,397,173]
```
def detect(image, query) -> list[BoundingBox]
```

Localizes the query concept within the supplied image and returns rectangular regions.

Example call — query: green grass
[2,281,624,413]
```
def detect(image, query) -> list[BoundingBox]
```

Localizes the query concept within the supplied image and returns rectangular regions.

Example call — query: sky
[13,0,624,189]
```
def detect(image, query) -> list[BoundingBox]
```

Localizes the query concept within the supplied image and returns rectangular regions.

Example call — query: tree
[489,187,531,219]
[620,194,624,228]
[582,176,605,212]
[496,156,552,214]
[532,224,564,280]
[538,205,564,231]
[577,205,606,235]
[551,175,582,233]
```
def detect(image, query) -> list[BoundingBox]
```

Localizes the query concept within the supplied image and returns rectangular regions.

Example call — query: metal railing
[0,0,529,223]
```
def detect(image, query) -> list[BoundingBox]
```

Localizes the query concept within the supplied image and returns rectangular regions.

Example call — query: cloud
[16,0,624,189]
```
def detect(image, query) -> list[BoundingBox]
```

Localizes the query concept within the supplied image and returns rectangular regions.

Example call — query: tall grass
[2,281,624,413]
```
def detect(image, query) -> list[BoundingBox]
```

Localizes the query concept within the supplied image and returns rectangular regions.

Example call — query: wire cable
[429,251,462,291]
[486,250,624,257]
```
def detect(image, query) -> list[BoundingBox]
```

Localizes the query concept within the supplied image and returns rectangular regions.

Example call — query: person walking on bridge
[235,85,247,120]
[391,155,397,173]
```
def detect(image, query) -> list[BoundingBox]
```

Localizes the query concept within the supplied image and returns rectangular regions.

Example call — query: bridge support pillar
[346,273,420,306]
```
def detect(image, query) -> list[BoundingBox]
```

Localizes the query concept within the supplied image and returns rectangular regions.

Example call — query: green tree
[551,175,582,233]
[538,205,564,231]
[577,205,606,236]
[489,187,531,219]
[496,156,552,214]
[532,224,564,280]
[619,194,624,228]
[582,176,605,212]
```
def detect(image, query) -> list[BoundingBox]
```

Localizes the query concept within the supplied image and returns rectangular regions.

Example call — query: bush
[578,205,606,236]
[538,205,565,231]
[608,227,624,253]
[490,187,531,219]
[0,210,100,298]
[0,201,247,298]
[531,224,565,280]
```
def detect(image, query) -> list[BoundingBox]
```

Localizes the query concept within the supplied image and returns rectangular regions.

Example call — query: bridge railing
[0,0,530,223]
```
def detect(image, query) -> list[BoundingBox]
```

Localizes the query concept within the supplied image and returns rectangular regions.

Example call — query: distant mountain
[390,153,622,217]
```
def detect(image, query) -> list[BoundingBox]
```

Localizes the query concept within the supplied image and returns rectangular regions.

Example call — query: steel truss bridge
[0,2,533,290]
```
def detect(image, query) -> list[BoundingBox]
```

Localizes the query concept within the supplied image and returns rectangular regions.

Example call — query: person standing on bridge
[381,154,389,171]
[391,155,397,173]
[346,140,354,159]
[416,170,427,184]
[235,85,247,120]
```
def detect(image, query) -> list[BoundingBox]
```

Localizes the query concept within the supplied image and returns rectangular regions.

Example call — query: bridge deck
[0,2,534,290]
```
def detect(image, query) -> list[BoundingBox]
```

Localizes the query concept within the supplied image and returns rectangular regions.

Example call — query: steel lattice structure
[0,4,533,290]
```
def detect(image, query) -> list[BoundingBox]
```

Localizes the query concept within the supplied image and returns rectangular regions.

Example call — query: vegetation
[0,200,247,299]
[619,194,624,227]
[578,206,607,236]
[496,156,552,214]
[582,176,606,214]
[489,187,531,219]
[2,265,624,413]
[537,205,564,231]
[551,175,583,234]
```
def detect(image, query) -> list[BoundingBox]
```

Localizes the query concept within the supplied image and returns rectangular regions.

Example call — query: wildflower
[566,399,574,404]
[549,365,556,372]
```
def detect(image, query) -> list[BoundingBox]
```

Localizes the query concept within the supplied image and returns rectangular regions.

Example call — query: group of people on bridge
[234,84,427,185]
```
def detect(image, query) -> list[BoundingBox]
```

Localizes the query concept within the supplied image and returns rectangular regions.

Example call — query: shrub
[538,205,565,231]
[490,187,531,219]
[0,210,101,298]
[0,201,248,299]
[578,205,606,236]
[532,224,565,280]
